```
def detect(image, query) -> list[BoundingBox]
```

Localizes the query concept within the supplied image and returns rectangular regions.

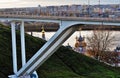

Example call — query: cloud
[0,0,19,3]
[0,0,119,8]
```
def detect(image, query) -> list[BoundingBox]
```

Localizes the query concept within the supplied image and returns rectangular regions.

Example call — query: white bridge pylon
[9,19,86,77]
[9,21,38,78]
[16,23,81,77]
[11,21,18,74]
[6,16,120,78]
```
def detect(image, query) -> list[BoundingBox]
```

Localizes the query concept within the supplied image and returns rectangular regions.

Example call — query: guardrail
[0,14,120,22]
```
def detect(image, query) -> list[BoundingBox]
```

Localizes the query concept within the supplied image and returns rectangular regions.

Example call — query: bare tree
[86,29,117,60]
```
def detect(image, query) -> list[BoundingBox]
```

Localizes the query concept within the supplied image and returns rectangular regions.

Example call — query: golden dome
[82,41,87,47]
[41,26,45,33]
[75,41,79,48]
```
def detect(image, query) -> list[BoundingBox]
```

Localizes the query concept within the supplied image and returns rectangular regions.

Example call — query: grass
[0,24,120,78]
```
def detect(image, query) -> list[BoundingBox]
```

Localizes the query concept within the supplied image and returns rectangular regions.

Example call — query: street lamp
[88,0,90,17]
[98,0,101,17]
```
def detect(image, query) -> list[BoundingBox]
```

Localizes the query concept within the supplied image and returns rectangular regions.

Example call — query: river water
[27,31,120,51]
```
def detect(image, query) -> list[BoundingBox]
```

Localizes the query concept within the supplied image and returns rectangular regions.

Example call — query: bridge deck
[0,14,120,23]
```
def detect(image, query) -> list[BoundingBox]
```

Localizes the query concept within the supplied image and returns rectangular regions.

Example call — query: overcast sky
[0,0,120,8]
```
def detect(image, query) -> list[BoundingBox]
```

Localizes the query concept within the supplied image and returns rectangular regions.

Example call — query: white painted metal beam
[11,21,18,73]
[0,15,120,26]
[20,21,38,78]
[16,24,78,77]
[20,21,26,66]
[26,27,76,74]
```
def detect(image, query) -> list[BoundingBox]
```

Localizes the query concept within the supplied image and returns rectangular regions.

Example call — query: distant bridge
[24,24,120,32]
[0,14,120,78]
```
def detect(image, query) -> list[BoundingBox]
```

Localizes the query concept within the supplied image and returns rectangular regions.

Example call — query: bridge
[1,14,120,31]
[0,14,120,78]
[24,23,120,32]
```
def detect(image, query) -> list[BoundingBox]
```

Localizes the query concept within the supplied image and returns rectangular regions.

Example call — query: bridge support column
[8,22,18,78]
[20,21,38,78]
[20,21,26,66]
[11,21,18,74]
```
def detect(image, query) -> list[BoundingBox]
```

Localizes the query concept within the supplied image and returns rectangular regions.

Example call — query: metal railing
[0,13,120,22]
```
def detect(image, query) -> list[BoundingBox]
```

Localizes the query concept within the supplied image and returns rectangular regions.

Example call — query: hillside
[0,24,120,78]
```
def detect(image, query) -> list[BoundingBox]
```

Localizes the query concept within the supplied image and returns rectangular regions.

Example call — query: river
[27,31,120,51]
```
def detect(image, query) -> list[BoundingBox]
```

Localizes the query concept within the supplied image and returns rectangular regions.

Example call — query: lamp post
[88,0,90,17]
[98,0,101,17]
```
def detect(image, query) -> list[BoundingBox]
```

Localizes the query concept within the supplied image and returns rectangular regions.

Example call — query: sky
[0,0,120,8]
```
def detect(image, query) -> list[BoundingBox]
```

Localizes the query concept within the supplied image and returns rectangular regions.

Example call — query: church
[74,30,87,54]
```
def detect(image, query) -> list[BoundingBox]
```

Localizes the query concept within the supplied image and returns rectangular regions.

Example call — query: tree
[86,28,117,60]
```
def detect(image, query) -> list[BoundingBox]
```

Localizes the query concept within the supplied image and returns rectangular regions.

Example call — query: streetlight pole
[88,0,90,17]
[98,0,101,17]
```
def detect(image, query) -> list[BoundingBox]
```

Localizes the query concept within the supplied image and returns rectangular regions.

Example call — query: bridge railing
[0,13,120,22]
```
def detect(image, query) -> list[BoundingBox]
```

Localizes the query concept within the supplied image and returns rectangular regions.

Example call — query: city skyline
[0,0,120,8]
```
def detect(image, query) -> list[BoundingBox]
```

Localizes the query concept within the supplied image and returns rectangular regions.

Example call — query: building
[41,26,46,40]
[114,46,120,66]
[0,4,120,18]
[74,30,87,53]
